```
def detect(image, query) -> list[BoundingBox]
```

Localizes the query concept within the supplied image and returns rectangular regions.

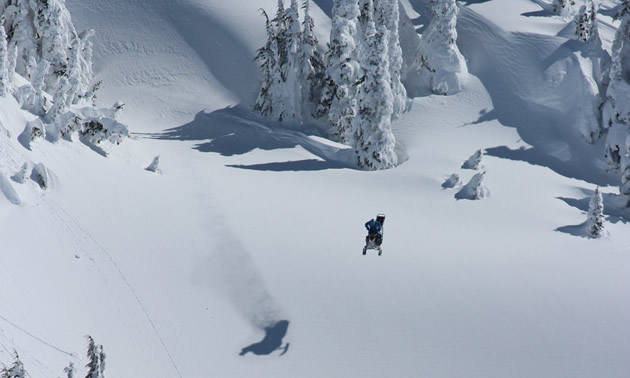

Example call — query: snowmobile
[363,214,385,256]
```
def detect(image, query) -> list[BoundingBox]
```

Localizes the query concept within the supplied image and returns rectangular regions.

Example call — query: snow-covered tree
[299,0,325,117]
[442,173,461,188]
[11,162,29,183]
[146,155,161,173]
[325,0,361,143]
[269,28,286,121]
[66,36,82,104]
[553,0,577,17]
[352,0,397,169]
[282,0,302,121]
[1,351,26,378]
[7,41,17,84]
[31,162,49,189]
[10,0,37,79]
[77,29,95,102]
[63,362,75,378]
[31,0,75,90]
[575,0,598,42]
[455,171,489,200]
[376,0,407,119]
[587,186,605,237]
[571,0,611,144]
[418,0,468,95]
[254,10,275,117]
[274,0,288,69]
[0,17,8,96]
[461,149,483,169]
[27,58,50,114]
[553,0,569,14]
[46,75,70,121]
[85,335,106,378]
[602,9,630,198]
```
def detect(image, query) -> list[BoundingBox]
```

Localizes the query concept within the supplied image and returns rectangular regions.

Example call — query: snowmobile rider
[365,218,383,246]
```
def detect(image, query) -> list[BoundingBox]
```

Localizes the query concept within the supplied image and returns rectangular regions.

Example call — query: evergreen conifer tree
[46,75,70,121]
[254,10,275,117]
[602,8,630,199]
[325,0,361,143]
[7,41,17,82]
[283,0,302,121]
[274,0,288,70]
[418,0,467,95]
[66,36,82,104]
[617,0,630,21]
[587,186,605,237]
[11,0,38,79]
[270,26,286,121]
[461,149,483,170]
[0,17,9,96]
[31,0,74,90]
[78,28,95,102]
[28,58,50,114]
[85,335,105,378]
[352,0,397,169]
[376,0,407,119]
[575,0,598,42]
[300,0,325,117]
[1,351,26,378]
[64,362,75,378]
[455,171,489,200]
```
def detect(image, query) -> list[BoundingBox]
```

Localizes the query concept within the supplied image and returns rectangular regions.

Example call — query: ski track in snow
[0,314,76,358]
[41,200,184,378]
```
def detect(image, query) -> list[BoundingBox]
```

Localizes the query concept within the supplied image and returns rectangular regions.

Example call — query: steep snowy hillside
[1,0,629,377]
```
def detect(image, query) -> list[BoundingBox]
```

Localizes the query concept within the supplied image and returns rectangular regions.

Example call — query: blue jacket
[365,219,382,236]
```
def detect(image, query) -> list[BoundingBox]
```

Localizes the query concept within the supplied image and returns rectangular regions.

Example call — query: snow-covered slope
[1,0,629,377]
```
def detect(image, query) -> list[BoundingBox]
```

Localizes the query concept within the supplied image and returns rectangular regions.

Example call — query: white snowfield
[0,0,629,377]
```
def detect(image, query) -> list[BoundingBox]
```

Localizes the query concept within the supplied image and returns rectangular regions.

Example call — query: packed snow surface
[1,0,629,377]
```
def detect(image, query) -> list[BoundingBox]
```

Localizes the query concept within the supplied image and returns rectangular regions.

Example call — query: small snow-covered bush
[455,171,489,200]
[145,156,161,173]
[17,119,46,148]
[442,173,461,188]
[11,163,29,184]
[461,149,483,170]
[30,163,50,190]
[80,118,128,144]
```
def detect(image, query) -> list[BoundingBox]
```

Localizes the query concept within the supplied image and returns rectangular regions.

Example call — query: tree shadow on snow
[557,188,630,225]
[312,0,334,17]
[485,146,617,187]
[145,106,353,172]
[228,159,345,171]
[521,0,552,17]
[240,320,290,356]
[456,9,618,187]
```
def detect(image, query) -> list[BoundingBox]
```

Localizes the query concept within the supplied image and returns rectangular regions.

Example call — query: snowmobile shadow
[148,106,353,171]
[240,320,290,356]
[485,146,617,187]
[557,189,630,225]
